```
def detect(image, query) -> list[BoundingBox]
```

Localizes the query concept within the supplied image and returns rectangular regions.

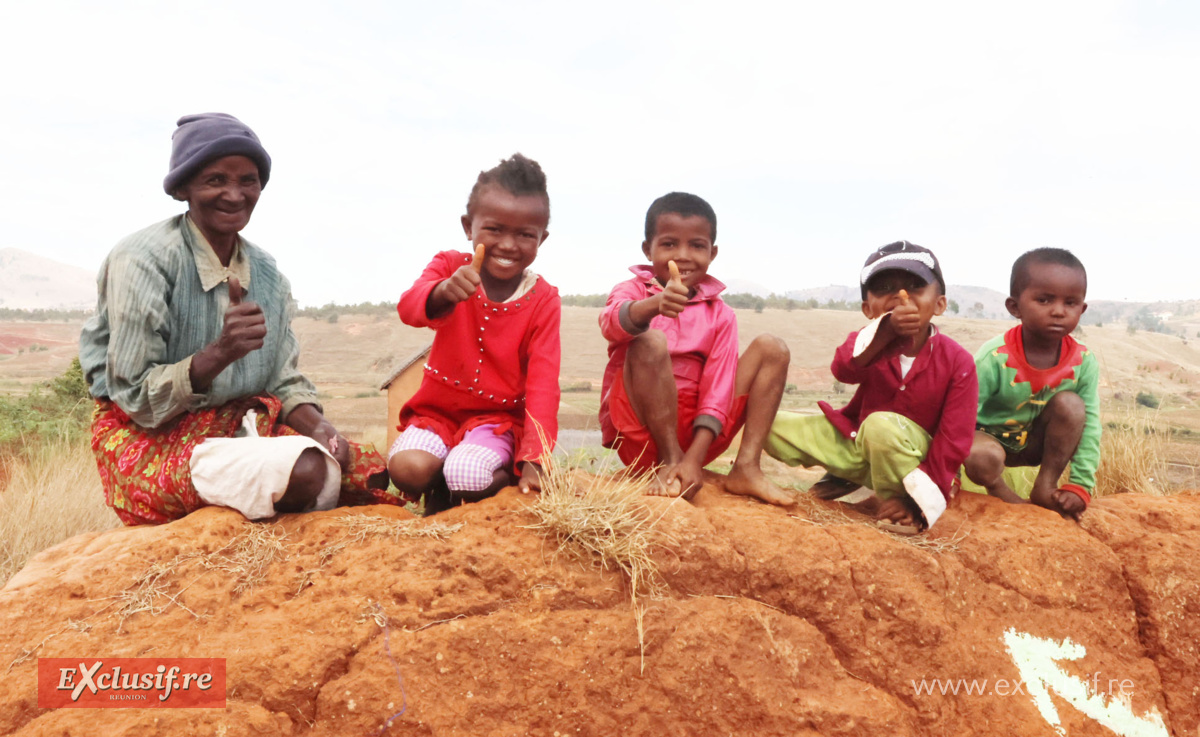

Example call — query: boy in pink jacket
[599,192,793,505]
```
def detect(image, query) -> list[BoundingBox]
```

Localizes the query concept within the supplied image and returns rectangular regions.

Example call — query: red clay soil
[1,486,1197,736]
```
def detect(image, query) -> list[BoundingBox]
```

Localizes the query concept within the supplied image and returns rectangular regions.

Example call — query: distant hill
[773,284,1014,320]
[722,278,772,298]
[0,249,95,311]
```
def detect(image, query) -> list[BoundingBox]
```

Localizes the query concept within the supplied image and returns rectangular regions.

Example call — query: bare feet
[875,496,925,533]
[1031,485,1086,522]
[808,473,863,501]
[1052,490,1086,521]
[723,464,797,506]
[846,495,881,516]
[647,470,684,498]
[647,458,704,500]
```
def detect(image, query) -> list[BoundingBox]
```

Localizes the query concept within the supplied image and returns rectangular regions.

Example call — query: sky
[1,0,1198,306]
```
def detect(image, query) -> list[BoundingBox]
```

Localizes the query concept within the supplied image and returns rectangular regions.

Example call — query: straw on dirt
[526,457,675,670]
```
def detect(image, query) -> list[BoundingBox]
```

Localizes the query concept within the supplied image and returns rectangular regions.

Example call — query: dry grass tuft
[528,463,672,599]
[111,560,205,631]
[329,515,463,543]
[526,456,674,670]
[315,516,462,567]
[293,516,462,594]
[1095,412,1170,497]
[0,437,119,587]
[885,522,969,553]
[200,524,290,595]
[789,489,968,552]
[104,524,290,630]
[789,492,856,527]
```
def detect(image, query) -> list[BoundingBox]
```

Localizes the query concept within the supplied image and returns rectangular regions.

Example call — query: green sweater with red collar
[975,325,1101,492]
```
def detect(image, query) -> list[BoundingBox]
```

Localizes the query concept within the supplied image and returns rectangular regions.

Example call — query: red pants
[605,370,747,471]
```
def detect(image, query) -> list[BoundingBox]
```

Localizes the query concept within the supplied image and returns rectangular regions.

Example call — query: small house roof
[379,342,433,390]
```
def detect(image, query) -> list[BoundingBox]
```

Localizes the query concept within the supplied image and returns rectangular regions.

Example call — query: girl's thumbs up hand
[441,246,484,304]
[659,260,688,318]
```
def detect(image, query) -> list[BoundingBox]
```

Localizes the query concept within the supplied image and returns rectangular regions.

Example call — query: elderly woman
[80,113,396,525]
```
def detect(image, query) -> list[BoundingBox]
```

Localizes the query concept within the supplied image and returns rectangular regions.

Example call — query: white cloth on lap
[190,410,340,519]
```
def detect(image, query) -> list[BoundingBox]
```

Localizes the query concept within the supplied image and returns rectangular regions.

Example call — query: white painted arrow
[1002,629,1168,737]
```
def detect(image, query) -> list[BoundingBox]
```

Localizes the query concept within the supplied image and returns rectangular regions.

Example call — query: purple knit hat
[163,113,272,195]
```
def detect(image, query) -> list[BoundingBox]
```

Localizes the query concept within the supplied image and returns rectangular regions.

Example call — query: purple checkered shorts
[445,425,515,493]
[389,426,449,461]
[389,424,515,493]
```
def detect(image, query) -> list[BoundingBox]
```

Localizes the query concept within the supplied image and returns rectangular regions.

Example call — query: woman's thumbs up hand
[216,276,266,362]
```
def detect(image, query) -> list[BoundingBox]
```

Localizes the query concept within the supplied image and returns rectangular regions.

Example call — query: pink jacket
[599,265,738,445]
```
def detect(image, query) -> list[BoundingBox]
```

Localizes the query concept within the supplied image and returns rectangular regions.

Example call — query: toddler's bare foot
[1050,489,1086,522]
[723,464,797,506]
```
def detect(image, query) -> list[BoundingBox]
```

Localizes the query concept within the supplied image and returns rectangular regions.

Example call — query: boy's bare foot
[808,473,863,501]
[648,466,685,498]
[875,496,925,533]
[846,495,882,516]
[723,465,797,506]
[648,477,683,497]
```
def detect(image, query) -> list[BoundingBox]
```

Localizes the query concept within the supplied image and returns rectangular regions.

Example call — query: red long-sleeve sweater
[396,250,561,467]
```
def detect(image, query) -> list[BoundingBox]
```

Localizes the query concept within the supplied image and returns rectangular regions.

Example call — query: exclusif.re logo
[37,658,226,709]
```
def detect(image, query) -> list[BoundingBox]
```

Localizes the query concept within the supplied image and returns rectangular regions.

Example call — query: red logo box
[38,658,226,708]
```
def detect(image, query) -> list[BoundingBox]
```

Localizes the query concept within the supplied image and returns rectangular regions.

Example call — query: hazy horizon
[3,1,1198,306]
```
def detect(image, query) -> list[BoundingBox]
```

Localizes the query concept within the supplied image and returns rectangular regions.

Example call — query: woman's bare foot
[723,464,797,506]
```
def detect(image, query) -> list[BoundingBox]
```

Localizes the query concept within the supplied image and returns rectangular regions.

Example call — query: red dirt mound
[1,486,1197,736]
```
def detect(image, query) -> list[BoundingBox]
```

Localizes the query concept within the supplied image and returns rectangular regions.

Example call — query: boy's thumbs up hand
[659,260,688,318]
[889,288,920,338]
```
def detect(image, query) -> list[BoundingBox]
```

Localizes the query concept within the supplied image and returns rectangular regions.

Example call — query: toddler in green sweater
[963,248,1099,521]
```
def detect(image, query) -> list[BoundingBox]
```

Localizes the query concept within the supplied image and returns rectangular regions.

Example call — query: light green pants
[960,466,1037,499]
[765,411,931,500]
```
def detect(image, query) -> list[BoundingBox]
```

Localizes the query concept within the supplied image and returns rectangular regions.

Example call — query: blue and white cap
[860,240,945,298]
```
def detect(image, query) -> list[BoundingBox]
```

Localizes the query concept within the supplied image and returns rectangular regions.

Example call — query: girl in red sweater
[389,154,561,513]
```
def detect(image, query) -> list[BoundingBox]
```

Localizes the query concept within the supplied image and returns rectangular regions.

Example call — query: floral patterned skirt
[91,396,396,526]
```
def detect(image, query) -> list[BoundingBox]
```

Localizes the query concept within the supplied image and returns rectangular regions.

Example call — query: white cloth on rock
[190,410,339,519]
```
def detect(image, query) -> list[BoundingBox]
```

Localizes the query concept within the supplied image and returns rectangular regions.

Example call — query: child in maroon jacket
[388,154,560,513]
[765,241,978,533]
